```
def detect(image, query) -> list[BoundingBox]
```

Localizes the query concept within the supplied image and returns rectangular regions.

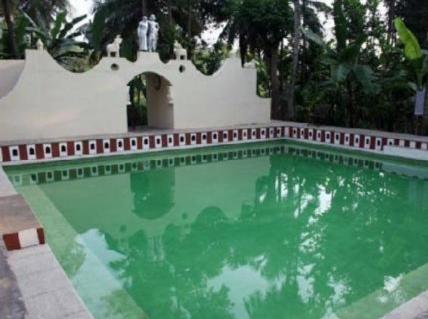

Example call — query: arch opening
[127,72,173,131]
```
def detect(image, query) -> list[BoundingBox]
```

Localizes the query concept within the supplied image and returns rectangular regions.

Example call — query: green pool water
[6,141,428,319]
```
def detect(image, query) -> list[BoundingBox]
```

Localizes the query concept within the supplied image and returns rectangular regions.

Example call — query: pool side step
[0,165,17,198]
[0,194,45,251]
[336,262,428,319]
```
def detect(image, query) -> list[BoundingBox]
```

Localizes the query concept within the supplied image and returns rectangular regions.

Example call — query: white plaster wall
[0,60,25,98]
[0,50,271,143]
[171,59,270,129]
[0,51,128,142]
[146,74,174,129]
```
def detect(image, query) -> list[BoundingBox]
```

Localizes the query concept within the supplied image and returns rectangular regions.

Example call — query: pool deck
[6,244,93,319]
[0,241,26,319]
[382,292,428,319]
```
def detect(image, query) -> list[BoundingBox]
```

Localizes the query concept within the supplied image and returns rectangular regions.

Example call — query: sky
[71,0,94,19]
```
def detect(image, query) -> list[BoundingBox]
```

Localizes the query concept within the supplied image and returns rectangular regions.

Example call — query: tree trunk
[1,0,18,58]
[269,47,281,120]
[423,81,428,134]
[301,0,307,82]
[347,80,355,128]
[288,0,302,120]
[385,0,397,45]
[187,0,192,38]
[167,0,173,24]
[142,0,147,16]
[279,42,285,94]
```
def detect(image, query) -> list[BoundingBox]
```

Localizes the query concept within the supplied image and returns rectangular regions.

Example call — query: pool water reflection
[7,142,428,319]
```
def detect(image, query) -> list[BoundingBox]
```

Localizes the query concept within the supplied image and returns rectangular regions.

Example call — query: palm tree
[0,0,69,58]
[20,0,69,27]
[1,0,17,57]
[219,0,293,119]
[289,0,302,120]
[26,12,90,71]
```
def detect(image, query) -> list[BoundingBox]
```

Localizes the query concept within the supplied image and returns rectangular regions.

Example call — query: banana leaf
[394,18,423,61]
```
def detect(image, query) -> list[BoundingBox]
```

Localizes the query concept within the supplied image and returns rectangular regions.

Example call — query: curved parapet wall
[0,60,25,99]
[0,50,270,143]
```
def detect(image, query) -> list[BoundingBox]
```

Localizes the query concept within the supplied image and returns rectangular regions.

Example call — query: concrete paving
[0,195,40,235]
[0,241,27,319]
[382,291,428,319]
[7,244,94,319]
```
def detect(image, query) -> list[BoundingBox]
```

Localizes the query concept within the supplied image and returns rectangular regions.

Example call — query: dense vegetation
[1,0,428,134]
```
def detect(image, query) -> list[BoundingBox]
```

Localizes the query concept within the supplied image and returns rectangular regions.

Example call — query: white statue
[173,41,187,60]
[36,39,44,51]
[138,16,149,51]
[106,35,123,57]
[147,14,159,52]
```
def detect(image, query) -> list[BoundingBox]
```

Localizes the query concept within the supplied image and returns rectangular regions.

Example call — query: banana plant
[303,28,379,94]
[303,27,379,127]
[24,11,90,70]
[394,18,428,115]
[394,18,428,89]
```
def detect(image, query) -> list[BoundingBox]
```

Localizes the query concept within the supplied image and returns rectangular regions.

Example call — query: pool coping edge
[0,165,94,319]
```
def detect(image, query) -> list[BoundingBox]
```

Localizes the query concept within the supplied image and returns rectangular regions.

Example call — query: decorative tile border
[3,227,45,251]
[1,124,428,165]
[8,143,394,187]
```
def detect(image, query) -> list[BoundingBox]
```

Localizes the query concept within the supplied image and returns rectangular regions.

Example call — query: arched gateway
[127,72,173,131]
[0,50,270,143]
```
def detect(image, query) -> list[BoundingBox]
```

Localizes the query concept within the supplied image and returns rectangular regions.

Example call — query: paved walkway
[382,291,428,319]
[7,244,93,319]
[0,195,41,235]
[0,241,27,319]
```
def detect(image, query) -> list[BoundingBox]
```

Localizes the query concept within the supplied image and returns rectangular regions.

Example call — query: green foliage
[192,41,230,75]
[1,0,428,134]
[24,12,90,71]
[220,0,292,60]
[394,18,423,60]
[394,18,428,89]
[393,0,428,49]
[19,0,69,28]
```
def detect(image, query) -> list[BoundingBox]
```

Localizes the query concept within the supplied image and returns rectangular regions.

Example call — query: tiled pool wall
[1,123,428,165]
[7,142,428,188]
[2,144,377,185]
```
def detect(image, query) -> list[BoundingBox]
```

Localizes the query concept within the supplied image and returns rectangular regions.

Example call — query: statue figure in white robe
[147,14,159,52]
[137,16,149,51]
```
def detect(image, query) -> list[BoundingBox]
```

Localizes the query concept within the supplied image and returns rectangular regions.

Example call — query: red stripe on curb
[37,228,45,245]
[3,233,21,250]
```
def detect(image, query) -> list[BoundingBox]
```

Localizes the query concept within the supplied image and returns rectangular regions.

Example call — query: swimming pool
[5,141,428,319]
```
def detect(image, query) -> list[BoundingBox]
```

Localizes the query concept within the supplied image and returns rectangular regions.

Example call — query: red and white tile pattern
[1,125,427,164]
[3,227,45,251]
